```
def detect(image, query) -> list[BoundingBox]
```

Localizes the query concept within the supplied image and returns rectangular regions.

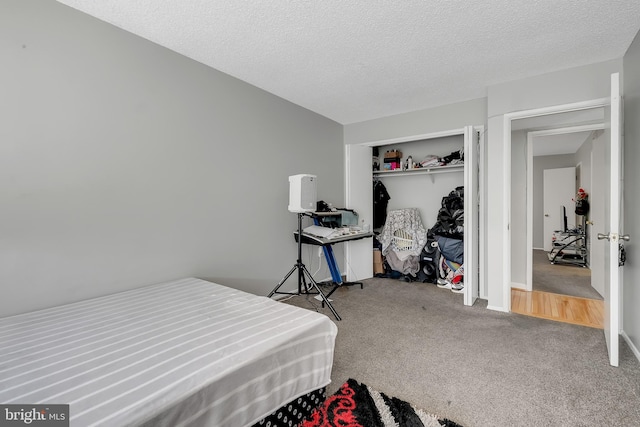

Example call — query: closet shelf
[373,163,464,178]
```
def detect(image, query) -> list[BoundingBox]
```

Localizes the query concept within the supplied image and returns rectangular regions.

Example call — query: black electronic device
[417,235,440,283]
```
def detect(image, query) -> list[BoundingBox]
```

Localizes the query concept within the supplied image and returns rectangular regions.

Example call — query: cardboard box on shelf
[384,150,402,159]
[373,249,384,274]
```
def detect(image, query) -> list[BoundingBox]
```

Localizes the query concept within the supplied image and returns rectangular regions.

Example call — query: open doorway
[511,109,605,302]
[529,127,603,300]
[509,109,606,329]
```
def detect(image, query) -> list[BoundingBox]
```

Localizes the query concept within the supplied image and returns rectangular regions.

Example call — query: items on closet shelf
[419,148,464,168]
[383,150,403,171]
[420,155,443,168]
[441,148,464,165]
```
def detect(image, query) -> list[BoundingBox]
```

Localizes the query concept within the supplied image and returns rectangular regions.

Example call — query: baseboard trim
[486,305,509,313]
[621,330,640,364]
[511,282,526,290]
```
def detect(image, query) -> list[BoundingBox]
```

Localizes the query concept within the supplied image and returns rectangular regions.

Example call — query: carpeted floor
[283,278,640,427]
[532,249,602,300]
[301,378,463,427]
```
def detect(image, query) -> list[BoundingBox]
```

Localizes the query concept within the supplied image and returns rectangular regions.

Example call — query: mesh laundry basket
[379,208,427,257]
[392,229,414,251]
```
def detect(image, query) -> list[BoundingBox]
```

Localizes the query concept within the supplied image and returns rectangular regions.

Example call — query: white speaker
[288,174,317,213]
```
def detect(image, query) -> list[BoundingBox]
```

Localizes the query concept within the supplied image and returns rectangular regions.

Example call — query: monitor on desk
[315,210,359,228]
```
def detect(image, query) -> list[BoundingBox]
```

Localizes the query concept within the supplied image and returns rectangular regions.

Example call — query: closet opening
[345,126,483,306]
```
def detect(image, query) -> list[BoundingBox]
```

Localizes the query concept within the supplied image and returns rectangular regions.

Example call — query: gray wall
[623,30,640,358]
[0,0,344,317]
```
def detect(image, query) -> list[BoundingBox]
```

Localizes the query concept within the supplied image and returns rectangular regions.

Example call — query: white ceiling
[531,131,593,157]
[56,0,640,124]
[514,108,604,156]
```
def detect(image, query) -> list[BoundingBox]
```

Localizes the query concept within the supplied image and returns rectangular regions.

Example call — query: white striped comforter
[0,278,337,427]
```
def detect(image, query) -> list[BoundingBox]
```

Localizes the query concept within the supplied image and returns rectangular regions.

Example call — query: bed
[0,277,337,426]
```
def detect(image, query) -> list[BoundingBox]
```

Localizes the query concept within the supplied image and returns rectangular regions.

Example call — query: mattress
[0,278,338,427]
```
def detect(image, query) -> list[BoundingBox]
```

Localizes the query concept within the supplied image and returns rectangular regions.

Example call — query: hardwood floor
[511,288,604,329]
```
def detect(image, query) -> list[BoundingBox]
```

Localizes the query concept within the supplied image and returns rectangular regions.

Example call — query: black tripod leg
[301,264,341,321]
[299,265,311,293]
[268,265,298,297]
[324,284,340,300]
[324,279,363,301]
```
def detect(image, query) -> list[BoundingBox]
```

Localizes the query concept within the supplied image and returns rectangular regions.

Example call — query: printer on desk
[314,209,359,228]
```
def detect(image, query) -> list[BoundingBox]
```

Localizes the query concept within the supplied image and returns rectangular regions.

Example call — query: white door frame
[464,126,480,305]
[502,98,609,311]
[525,124,604,291]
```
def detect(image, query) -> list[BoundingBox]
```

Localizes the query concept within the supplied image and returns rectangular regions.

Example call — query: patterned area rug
[300,379,463,427]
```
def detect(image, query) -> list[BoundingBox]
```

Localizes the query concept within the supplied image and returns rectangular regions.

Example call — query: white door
[344,144,373,281]
[464,126,479,306]
[543,167,576,251]
[600,72,624,367]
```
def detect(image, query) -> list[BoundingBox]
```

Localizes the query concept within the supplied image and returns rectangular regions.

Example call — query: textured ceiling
[56,0,640,124]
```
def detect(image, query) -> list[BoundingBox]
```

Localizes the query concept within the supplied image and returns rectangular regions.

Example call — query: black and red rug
[300,378,463,427]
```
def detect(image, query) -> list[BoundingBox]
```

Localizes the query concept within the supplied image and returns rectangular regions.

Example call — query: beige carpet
[283,278,640,426]
[532,249,602,300]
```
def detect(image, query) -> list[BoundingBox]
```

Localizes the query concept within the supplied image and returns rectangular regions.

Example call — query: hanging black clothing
[373,180,390,229]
